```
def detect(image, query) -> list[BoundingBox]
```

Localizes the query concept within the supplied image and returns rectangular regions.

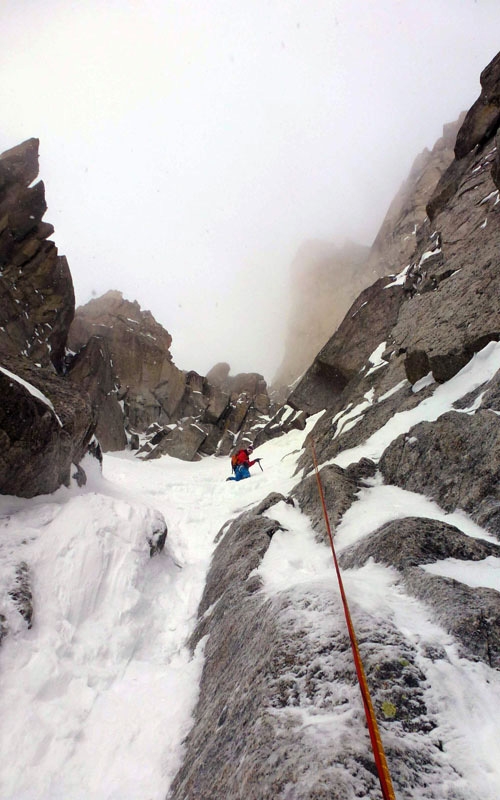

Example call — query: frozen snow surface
[0,347,500,798]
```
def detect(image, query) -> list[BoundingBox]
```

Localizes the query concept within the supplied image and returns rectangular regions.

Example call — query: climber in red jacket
[227,446,261,481]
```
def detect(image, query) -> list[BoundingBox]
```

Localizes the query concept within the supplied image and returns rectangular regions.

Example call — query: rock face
[455,51,500,159]
[393,143,500,385]
[68,336,126,452]
[288,278,405,414]
[0,139,97,498]
[283,50,500,672]
[168,52,500,798]
[67,290,184,432]
[0,139,75,372]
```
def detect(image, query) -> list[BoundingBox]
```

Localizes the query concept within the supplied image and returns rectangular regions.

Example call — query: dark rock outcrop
[68,290,186,431]
[0,138,97,498]
[8,561,34,629]
[340,516,500,669]
[0,354,95,497]
[454,51,500,159]
[148,526,168,557]
[68,335,126,451]
[292,461,375,542]
[340,517,500,571]
[253,404,308,448]
[144,418,208,462]
[0,139,75,372]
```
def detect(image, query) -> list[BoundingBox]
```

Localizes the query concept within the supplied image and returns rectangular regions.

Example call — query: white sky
[1,0,500,380]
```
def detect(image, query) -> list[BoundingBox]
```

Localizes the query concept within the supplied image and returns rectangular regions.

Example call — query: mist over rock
[274,116,463,393]
[288,277,405,414]
[366,114,465,279]
[273,240,370,388]
[205,361,230,386]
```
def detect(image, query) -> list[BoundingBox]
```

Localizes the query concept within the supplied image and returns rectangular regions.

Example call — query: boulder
[253,405,308,448]
[178,371,210,418]
[379,410,500,538]
[201,384,230,425]
[229,372,269,405]
[205,362,230,386]
[339,517,500,571]
[144,419,208,461]
[197,424,222,456]
[215,393,253,455]
[0,355,95,497]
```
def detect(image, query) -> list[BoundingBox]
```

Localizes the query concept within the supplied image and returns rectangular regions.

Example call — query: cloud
[1,0,500,379]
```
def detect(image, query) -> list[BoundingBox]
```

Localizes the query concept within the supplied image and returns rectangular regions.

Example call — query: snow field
[1,342,500,798]
[0,417,320,799]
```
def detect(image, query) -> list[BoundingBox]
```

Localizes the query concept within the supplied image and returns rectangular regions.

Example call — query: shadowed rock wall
[0,139,97,498]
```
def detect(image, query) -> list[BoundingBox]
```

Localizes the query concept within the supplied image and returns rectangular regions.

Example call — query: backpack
[231,451,239,471]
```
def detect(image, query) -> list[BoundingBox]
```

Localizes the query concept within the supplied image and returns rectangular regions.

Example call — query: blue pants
[228,465,251,481]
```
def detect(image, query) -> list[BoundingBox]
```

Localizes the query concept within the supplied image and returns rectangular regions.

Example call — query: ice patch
[422,556,500,591]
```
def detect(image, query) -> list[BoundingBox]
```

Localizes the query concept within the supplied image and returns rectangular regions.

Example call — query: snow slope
[1,346,500,798]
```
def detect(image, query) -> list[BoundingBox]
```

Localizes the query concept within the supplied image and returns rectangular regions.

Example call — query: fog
[1,1,500,381]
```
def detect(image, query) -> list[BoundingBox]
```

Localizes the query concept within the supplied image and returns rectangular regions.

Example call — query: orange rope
[311,441,396,800]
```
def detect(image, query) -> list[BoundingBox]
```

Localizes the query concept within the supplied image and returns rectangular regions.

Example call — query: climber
[226,445,262,481]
